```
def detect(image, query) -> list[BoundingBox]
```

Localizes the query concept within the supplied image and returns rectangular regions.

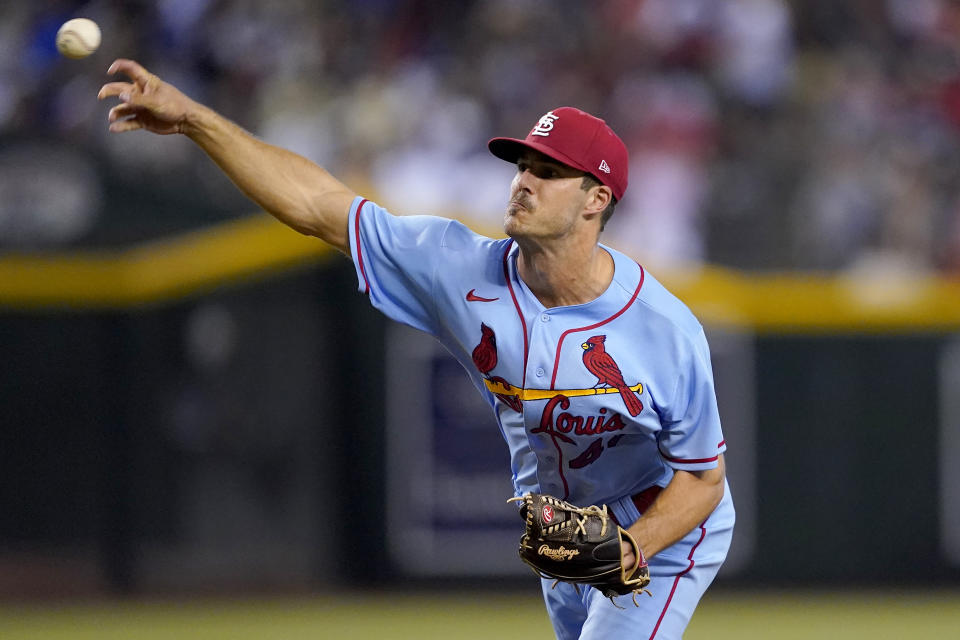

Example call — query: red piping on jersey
[649,519,709,639]
[659,439,725,465]
[354,198,371,294]
[502,241,529,391]
[549,264,645,389]
[508,241,569,494]
[659,448,720,465]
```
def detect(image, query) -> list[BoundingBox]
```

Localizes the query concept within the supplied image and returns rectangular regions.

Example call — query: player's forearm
[627,456,725,559]
[182,105,355,253]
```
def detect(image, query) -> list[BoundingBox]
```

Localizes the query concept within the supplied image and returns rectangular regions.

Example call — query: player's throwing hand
[97,59,198,135]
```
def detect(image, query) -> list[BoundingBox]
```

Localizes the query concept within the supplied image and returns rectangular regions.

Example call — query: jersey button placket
[529,312,552,381]
[526,309,565,500]
[534,316,549,378]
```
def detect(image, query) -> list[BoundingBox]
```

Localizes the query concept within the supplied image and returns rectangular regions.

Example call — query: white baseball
[56,18,101,60]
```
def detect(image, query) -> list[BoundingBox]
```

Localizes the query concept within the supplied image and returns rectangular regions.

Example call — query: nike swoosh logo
[466,289,499,303]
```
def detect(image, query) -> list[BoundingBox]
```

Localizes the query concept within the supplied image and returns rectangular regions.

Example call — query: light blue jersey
[349,197,734,639]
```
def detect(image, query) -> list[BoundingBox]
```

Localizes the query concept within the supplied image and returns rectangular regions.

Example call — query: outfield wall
[2,215,959,595]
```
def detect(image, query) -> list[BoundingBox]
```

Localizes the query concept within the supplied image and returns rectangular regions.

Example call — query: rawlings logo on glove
[509,493,652,607]
[538,544,579,561]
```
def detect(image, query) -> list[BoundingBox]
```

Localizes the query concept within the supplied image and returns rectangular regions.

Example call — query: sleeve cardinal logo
[531,111,559,137]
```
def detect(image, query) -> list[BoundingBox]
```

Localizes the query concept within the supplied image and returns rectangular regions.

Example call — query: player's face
[504,150,591,241]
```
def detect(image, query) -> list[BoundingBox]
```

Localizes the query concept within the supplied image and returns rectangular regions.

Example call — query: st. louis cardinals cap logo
[531,111,559,137]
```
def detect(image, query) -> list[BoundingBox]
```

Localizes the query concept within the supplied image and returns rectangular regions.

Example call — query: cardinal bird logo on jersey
[581,335,643,417]
[472,323,522,412]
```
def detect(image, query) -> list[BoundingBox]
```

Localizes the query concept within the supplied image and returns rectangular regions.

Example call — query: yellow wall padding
[2,213,959,331]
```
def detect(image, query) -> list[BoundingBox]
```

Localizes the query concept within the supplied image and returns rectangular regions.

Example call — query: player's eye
[517,159,563,179]
[528,165,555,179]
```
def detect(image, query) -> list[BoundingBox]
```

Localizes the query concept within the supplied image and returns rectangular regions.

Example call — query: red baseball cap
[488,107,628,201]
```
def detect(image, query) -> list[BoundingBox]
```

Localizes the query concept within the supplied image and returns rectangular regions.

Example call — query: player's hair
[581,174,617,230]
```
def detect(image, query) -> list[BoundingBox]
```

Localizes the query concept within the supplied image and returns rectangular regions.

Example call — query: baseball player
[99,59,734,639]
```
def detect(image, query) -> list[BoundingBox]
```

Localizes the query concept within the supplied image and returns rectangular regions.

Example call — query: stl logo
[542,505,554,523]
[531,111,559,137]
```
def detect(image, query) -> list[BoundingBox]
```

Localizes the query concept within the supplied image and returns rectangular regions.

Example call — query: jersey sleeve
[656,326,727,471]
[348,197,450,336]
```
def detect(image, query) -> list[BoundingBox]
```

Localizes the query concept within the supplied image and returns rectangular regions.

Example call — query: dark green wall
[2,263,957,592]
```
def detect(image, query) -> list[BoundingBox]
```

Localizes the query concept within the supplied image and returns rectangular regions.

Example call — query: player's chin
[503,212,524,237]
[504,203,528,227]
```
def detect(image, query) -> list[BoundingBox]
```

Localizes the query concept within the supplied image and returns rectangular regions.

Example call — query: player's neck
[516,241,614,309]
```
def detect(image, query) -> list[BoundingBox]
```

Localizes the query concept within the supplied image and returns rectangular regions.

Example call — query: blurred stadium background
[2,0,960,637]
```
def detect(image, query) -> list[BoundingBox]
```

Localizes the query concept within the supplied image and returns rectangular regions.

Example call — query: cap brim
[488,137,587,175]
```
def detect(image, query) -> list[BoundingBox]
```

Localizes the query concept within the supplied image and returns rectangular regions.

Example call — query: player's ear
[583,184,612,219]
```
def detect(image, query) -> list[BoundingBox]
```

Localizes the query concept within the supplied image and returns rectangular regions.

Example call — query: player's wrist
[179,102,216,139]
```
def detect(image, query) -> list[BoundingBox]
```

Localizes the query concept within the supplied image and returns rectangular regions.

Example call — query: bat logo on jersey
[581,335,644,417]
[471,323,522,412]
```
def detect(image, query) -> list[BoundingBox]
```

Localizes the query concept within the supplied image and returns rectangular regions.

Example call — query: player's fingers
[98,82,133,101]
[107,103,139,123]
[108,117,144,133]
[107,58,152,84]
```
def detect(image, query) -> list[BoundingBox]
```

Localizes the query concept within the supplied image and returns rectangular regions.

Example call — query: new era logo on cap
[487,106,629,201]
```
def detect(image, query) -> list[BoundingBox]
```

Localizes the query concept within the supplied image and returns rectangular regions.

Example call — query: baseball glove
[508,493,651,606]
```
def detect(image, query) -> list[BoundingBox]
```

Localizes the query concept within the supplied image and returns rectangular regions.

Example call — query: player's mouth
[509,197,531,214]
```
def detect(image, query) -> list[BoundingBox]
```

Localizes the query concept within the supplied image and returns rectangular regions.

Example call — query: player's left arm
[622,454,726,562]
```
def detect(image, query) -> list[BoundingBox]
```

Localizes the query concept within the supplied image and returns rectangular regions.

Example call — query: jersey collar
[507,242,644,316]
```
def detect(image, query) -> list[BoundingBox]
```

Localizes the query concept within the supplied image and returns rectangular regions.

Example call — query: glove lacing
[571,504,609,538]
[507,495,610,537]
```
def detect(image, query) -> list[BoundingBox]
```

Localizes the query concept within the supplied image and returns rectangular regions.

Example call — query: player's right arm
[97,59,355,254]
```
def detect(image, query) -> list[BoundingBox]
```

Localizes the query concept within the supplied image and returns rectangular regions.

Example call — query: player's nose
[514,167,538,193]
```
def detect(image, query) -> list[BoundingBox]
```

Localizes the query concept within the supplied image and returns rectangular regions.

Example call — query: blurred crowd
[2,0,960,274]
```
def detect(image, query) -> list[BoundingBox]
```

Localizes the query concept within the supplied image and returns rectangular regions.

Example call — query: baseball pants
[540,485,735,639]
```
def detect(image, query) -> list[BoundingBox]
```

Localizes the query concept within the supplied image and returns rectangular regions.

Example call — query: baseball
[56,18,101,59]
